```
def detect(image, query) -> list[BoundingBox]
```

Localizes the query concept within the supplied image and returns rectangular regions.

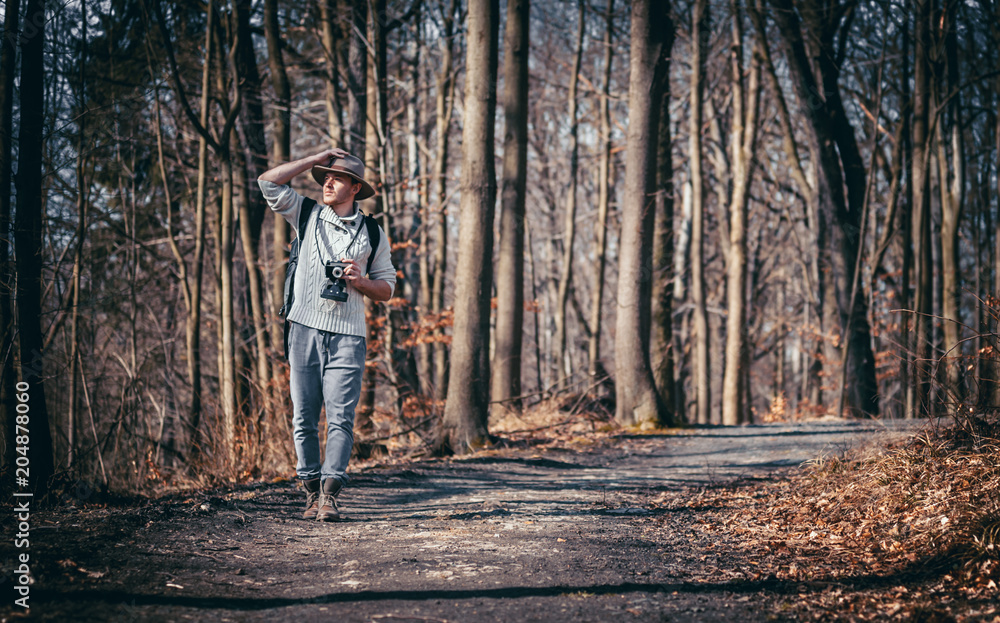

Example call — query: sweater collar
[319,201,360,230]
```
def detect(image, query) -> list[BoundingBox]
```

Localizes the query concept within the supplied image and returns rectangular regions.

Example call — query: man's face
[322,172,361,207]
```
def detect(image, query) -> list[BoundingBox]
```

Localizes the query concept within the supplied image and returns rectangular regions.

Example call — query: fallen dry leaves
[643,420,1000,622]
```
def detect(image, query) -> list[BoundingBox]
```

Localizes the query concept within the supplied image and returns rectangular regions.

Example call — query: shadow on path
[32,566,933,612]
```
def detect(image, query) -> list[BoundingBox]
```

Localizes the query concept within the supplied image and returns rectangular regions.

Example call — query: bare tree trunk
[721,1,760,426]
[937,6,964,403]
[974,154,992,409]
[0,0,20,477]
[774,282,786,403]
[689,0,712,425]
[491,0,530,414]
[359,0,386,435]
[123,146,141,449]
[991,98,1000,409]
[772,0,878,418]
[214,9,243,466]
[418,211,433,395]
[553,0,585,386]
[650,8,677,419]
[432,0,459,402]
[397,13,424,404]
[265,0,291,353]
[897,17,913,419]
[15,0,55,493]
[865,105,908,418]
[68,3,88,467]
[410,9,434,394]
[909,0,933,418]
[188,9,213,451]
[220,153,238,463]
[152,77,189,467]
[587,0,614,383]
[347,0,367,155]
[234,0,272,413]
[213,190,225,425]
[438,0,499,454]
[527,226,544,395]
[319,0,343,145]
[614,0,671,428]
[235,153,270,394]
[407,29,434,397]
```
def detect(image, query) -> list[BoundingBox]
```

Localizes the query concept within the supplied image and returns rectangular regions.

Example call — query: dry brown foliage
[642,420,1000,622]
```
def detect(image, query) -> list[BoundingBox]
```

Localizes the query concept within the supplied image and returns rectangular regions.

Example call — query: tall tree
[15,0,55,493]
[989,73,1000,410]
[896,12,914,419]
[936,1,964,402]
[217,54,241,465]
[67,0,90,467]
[587,0,615,383]
[203,5,244,463]
[721,0,761,426]
[405,7,428,398]
[772,0,879,418]
[614,0,671,428]
[650,4,677,418]
[431,0,459,401]
[234,0,273,413]
[416,6,435,394]
[0,0,21,477]
[689,0,712,425]
[359,0,387,434]
[491,0,530,414]
[152,72,187,466]
[347,0,367,154]
[553,0,585,386]
[264,0,292,352]
[908,0,932,418]
[319,0,344,145]
[438,0,499,453]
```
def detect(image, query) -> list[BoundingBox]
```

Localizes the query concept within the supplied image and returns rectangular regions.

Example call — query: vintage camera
[321,261,350,302]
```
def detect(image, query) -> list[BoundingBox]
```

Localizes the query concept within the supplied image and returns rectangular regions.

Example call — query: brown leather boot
[316,478,342,522]
[301,478,320,520]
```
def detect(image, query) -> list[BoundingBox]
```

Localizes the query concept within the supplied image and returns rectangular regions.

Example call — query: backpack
[280,198,381,358]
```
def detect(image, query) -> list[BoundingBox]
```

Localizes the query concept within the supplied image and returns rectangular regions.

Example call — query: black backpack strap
[364,213,380,276]
[281,197,317,358]
[298,197,317,234]
[283,197,316,315]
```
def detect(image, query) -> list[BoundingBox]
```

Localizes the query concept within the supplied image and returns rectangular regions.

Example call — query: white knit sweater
[259,180,396,338]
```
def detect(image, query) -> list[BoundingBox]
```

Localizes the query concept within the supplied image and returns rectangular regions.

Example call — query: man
[258,149,395,521]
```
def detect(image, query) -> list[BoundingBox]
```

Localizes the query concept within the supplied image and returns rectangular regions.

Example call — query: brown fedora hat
[310,153,376,200]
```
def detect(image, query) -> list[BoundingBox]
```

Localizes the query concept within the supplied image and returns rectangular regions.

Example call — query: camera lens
[331,266,344,279]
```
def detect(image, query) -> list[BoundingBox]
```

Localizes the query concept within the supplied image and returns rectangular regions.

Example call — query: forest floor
[2,416,999,622]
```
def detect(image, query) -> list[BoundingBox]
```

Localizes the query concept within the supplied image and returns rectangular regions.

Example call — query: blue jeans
[287,322,366,485]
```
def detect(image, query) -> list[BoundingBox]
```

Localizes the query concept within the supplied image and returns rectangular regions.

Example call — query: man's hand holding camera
[339,257,363,283]
[337,256,392,302]
[319,258,362,303]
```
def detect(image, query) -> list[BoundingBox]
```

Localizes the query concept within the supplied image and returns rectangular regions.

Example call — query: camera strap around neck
[314,206,365,264]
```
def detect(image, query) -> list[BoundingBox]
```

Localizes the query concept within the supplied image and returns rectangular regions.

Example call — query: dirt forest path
[3,419,926,623]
